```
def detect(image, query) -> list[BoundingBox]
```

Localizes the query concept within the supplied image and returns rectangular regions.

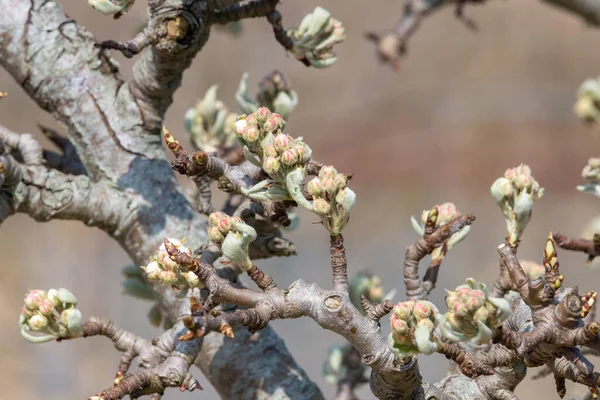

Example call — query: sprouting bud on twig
[208,212,257,271]
[20,288,83,343]
[184,85,238,153]
[287,7,346,68]
[141,238,202,290]
[491,164,544,246]
[388,300,439,357]
[411,202,470,260]
[236,72,299,119]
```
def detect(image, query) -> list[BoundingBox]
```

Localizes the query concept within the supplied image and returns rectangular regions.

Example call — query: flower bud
[143,261,162,281]
[209,212,226,227]
[294,144,308,163]
[417,318,434,330]
[263,145,278,158]
[256,106,271,122]
[160,270,178,285]
[29,314,48,332]
[413,301,434,320]
[47,289,59,306]
[274,133,291,152]
[391,316,409,336]
[319,166,338,180]
[321,177,336,194]
[393,301,414,320]
[335,188,356,214]
[333,174,347,190]
[24,290,46,310]
[452,302,469,317]
[242,126,260,143]
[38,299,55,316]
[217,216,232,234]
[490,177,514,204]
[208,226,224,243]
[263,113,284,132]
[435,203,459,226]
[263,156,281,175]
[245,113,258,127]
[445,291,459,309]
[21,306,34,318]
[234,118,247,137]
[182,271,200,287]
[313,198,331,216]
[281,149,298,166]
[307,177,323,197]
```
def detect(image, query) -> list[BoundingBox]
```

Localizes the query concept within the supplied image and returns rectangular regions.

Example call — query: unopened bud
[391,316,409,335]
[38,299,55,316]
[263,113,284,132]
[294,144,309,163]
[29,314,48,332]
[208,226,224,243]
[217,216,232,234]
[452,302,469,317]
[256,106,271,122]
[143,261,162,281]
[160,270,178,285]
[307,177,323,197]
[393,301,414,320]
[473,307,490,323]
[234,118,247,137]
[242,127,260,143]
[319,166,338,180]
[182,271,200,287]
[209,212,226,227]
[413,301,434,320]
[263,156,281,175]
[263,145,278,158]
[281,149,298,166]
[274,133,291,152]
[24,290,46,310]
[313,198,331,216]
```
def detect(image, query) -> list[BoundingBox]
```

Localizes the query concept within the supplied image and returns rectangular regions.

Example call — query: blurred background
[1,0,600,398]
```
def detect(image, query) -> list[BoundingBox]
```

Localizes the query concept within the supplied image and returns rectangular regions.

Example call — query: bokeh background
[2,0,600,399]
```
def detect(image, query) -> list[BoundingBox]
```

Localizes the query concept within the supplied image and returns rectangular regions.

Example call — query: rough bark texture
[0,1,321,398]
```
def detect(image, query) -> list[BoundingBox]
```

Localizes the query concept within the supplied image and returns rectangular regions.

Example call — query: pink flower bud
[445,291,459,309]
[29,314,48,332]
[307,178,323,197]
[321,177,337,194]
[21,306,33,318]
[274,133,291,152]
[281,149,298,166]
[208,226,224,243]
[217,216,232,234]
[256,107,271,122]
[319,166,338,180]
[413,301,434,320]
[160,270,178,285]
[144,261,162,281]
[263,145,278,158]
[452,302,469,317]
[313,198,331,216]
[294,144,308,163]
[263,113,284,132]
[38,299,55,316]
[391,316,409,335]
[245,113,258,127]
[435,203,460,225]
[242,127,260,143]
[393,301,414,320]
[263,156,281,175]
[24,290,47,310]
[209,212,226,227]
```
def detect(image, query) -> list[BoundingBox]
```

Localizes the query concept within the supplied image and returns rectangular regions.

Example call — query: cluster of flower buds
[286,7,346,68]
[208,212,257,271]
[437,279,511,346]
[574,77,600,124]
[388,300,440,357]
[141,238,202,289]
[577,157,600,198]
[306,166,356,235]
[349,271,395,313]
[88,0,135,18]
[236,71,299,120]
[490,164,544,246]
[322,343,365,386]
[19,288,83,343]
[411,202,470,260]
[184,85,238,153]
[235,108,315,208]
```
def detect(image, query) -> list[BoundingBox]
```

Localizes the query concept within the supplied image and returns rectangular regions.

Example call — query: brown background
[1,0,600,398]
